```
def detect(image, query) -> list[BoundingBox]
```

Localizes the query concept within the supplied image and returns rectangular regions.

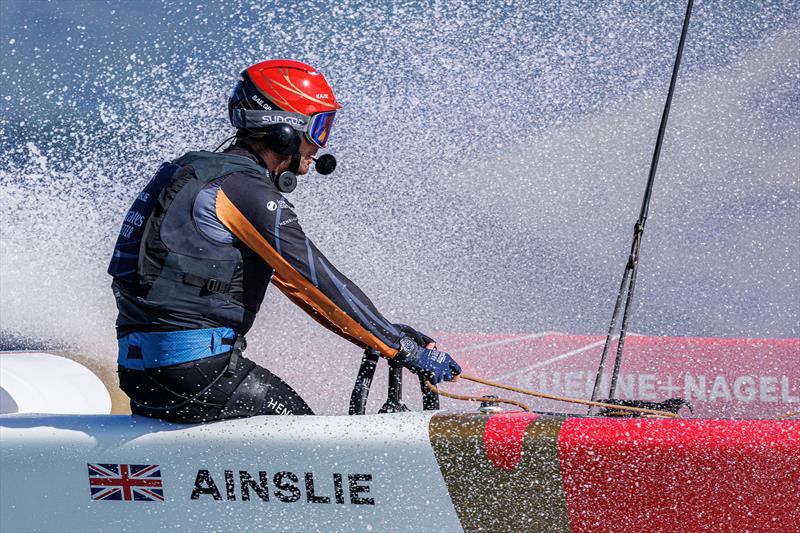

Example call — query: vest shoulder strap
[173,151,266,183]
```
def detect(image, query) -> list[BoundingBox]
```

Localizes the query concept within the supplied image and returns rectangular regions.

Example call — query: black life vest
[108,151,272,335]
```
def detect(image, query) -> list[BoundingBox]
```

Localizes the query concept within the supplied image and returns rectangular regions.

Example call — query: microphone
[313,154,337,175]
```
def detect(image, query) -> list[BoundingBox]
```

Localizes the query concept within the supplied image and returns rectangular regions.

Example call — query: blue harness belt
[117,327,238,370]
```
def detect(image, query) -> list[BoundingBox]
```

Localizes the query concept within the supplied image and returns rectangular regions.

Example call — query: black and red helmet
[229,60,341,154]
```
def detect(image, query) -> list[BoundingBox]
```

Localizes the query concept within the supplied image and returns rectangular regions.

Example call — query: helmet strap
[288,152,301,175]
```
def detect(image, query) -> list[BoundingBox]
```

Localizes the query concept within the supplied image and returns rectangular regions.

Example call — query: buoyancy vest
[108,151,272,336]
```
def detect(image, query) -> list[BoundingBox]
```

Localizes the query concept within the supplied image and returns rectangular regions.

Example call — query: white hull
[1,412,461,532]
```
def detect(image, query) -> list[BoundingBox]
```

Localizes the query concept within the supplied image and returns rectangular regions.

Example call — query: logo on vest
[267,199,291,212]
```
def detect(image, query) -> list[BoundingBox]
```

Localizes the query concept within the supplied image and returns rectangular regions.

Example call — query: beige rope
[429,373,680,418]
[426,382,532,411]
[775,410,800,420]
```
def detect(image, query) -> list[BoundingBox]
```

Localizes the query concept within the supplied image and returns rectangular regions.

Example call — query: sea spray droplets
[0,1,797,412]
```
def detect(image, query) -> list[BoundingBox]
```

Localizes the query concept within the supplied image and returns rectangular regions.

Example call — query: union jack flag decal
[87,463,164,502]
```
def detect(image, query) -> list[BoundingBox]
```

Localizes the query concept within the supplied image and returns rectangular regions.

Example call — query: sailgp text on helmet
[228,59,342,154]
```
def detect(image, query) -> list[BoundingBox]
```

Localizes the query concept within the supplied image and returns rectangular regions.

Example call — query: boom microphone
[313,154,337,175]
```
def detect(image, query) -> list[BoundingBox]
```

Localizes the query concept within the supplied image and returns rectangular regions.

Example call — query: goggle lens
[307,111,336,148]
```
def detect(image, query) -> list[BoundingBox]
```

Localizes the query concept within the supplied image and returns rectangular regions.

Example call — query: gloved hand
[394,323,435,348]
[397,336,461,384]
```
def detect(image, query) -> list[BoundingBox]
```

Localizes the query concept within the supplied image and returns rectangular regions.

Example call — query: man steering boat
[108,59,461,422]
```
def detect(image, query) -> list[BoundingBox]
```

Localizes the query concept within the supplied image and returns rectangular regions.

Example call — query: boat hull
[1,412,798,532]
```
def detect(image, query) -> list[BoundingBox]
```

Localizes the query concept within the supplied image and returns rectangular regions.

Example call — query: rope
[425,382,532,412]
[429,373,679,418]
[776,410,800,420]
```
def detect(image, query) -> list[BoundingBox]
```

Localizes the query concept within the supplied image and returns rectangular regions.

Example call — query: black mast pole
[590,0,694,404]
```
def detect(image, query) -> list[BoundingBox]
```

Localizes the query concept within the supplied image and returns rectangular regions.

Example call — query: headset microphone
[272,153,336,193]
[313,154,337,175]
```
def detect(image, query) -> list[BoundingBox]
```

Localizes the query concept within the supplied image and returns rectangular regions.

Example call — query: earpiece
[262,124,301,156]
[274,171,297,193]
[272,152,301,193]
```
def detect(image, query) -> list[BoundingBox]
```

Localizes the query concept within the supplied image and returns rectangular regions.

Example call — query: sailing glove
[395,336,461,384]
[393,323,435,348]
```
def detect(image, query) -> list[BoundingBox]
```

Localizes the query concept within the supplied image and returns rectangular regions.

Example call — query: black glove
[394,323,435,347]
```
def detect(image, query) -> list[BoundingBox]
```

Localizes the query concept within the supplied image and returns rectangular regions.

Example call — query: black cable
[590,0,694,405]
[212,134,237,152]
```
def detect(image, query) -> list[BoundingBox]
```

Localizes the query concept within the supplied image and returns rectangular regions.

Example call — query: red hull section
[559,418,800,532]
[431,413,800,532]
[483,412,540,470]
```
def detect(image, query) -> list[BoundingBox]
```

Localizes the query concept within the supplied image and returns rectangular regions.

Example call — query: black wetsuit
[111,145,403,423]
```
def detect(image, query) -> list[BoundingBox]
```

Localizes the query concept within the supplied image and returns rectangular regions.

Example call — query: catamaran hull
[1,412,797,532]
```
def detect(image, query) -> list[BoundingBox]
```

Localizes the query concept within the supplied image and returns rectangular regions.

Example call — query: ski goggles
[231,108,337,148]
[306,110,336,148]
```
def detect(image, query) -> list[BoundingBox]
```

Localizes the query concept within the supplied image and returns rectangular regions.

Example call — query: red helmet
[229,60,341,150]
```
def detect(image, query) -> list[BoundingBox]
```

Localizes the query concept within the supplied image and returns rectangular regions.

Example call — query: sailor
[108,60,461,422]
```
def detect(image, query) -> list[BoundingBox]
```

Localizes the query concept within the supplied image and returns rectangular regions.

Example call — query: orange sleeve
[215,188,399,359]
